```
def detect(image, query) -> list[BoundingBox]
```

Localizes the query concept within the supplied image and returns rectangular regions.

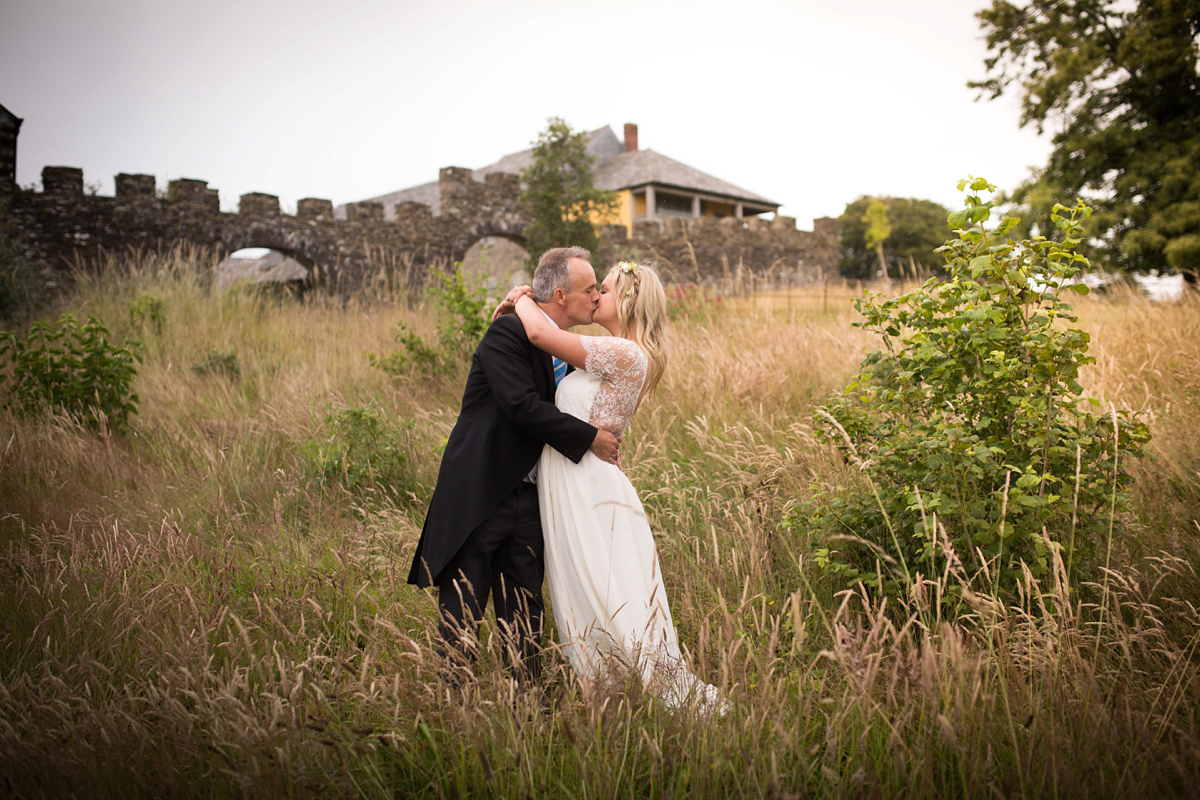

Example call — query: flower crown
[616,261,638,297]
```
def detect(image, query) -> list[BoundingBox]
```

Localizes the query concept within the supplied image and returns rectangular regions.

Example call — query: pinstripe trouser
[436,481,544,681]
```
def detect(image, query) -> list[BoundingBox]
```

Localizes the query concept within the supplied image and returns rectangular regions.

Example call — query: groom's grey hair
[533,246,591,303]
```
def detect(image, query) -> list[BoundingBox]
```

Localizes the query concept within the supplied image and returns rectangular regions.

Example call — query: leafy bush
[802,178,1150,607]
[301,404,414,504]
[368,322,439,374]
[128,292,165,333]
[369,263,488,376]
[430,264,490,355]
[191,349,239,379]
[0,313,142,431]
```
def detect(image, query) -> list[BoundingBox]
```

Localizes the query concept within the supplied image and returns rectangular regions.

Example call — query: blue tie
[553,357,567,386]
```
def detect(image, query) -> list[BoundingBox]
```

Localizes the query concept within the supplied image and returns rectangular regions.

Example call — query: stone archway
[220,224,332,289]
[460,235,531,292]
[452,218,529,293]
[451,217,527,264]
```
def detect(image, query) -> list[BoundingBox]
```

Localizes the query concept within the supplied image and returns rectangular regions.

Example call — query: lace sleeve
[580,336,648,436]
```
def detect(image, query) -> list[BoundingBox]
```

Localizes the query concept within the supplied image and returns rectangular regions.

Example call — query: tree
[520,118,618,267]
[972,0,1200,277]
[862,197,892,279]
[839,196,950,280]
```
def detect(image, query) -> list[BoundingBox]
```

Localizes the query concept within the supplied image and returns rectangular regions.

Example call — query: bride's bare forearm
[514,296,588,367]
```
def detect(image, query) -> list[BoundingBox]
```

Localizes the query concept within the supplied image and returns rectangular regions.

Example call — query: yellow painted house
[593,124,780,231]
[343,123,780,235]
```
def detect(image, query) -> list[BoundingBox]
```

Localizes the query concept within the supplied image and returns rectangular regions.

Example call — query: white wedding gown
[538,336,722,710]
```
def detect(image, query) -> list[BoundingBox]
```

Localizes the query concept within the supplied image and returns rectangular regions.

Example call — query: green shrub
[430,264,489,355]
[801,178,1150,608]
[191,349,239,379]
[128,292,165,333]
[369,263,488,376]
[0,313,142,431]
[301,404,414,504]
[368,321,439,374]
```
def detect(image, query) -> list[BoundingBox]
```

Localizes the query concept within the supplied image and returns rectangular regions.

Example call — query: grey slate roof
[475,125,623,181]
[594,149,778,207]
[337,127,624,219]
[338,124,777,217]
[346,180,439,218]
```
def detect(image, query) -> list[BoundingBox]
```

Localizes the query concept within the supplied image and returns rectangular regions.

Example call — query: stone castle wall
[0,113,20,190]
[599,214,839,287]
[3,165,515,291]
[5,163,839,292]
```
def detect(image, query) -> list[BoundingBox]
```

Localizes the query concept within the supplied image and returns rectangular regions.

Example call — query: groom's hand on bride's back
[590,430,620,465]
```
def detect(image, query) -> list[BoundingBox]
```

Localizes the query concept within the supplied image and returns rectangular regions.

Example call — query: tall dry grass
[1,253,1198,797]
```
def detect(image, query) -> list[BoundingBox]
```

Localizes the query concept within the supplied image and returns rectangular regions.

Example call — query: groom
[407,246,620,681]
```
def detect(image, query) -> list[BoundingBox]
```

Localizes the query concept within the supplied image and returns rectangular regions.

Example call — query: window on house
[655,191,694,218]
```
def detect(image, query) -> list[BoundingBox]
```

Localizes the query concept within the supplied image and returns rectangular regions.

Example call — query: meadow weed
[0,246,1197,797]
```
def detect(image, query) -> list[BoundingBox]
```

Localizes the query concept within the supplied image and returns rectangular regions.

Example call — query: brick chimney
[624,123,638,153]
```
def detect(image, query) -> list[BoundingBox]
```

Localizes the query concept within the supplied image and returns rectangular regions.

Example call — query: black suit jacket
[407,314,596,587]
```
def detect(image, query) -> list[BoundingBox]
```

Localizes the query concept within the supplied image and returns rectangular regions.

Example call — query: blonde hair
[610,261,670,398]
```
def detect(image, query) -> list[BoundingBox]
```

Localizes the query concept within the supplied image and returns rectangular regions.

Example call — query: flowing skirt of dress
[537,445,721,710]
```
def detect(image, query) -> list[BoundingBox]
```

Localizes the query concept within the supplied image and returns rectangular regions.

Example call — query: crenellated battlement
[297,198,333,219]
[4,160,839,293]
[238,192,281,217]
[41,166,83,196]
[115,173,156,200]
[4,165,522,291]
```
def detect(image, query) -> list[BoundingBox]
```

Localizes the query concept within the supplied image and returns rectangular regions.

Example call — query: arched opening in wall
[216,247,312,297]
[460,236,530,292]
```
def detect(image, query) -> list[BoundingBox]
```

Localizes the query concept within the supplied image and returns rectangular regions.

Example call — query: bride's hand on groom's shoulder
[490,285,534,322]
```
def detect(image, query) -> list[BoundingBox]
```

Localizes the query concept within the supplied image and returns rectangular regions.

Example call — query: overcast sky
[1,0,1051,230]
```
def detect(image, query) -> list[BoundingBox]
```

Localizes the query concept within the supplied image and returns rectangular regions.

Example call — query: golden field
[1,251,1198,798]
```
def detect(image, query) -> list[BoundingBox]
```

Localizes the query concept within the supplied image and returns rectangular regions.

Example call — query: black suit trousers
[436,481,544,681]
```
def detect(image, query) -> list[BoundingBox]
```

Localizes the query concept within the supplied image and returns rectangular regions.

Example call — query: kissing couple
[407,246,723,711]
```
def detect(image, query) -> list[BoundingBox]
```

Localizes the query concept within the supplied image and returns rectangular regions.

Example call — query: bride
[505,261,723,711]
